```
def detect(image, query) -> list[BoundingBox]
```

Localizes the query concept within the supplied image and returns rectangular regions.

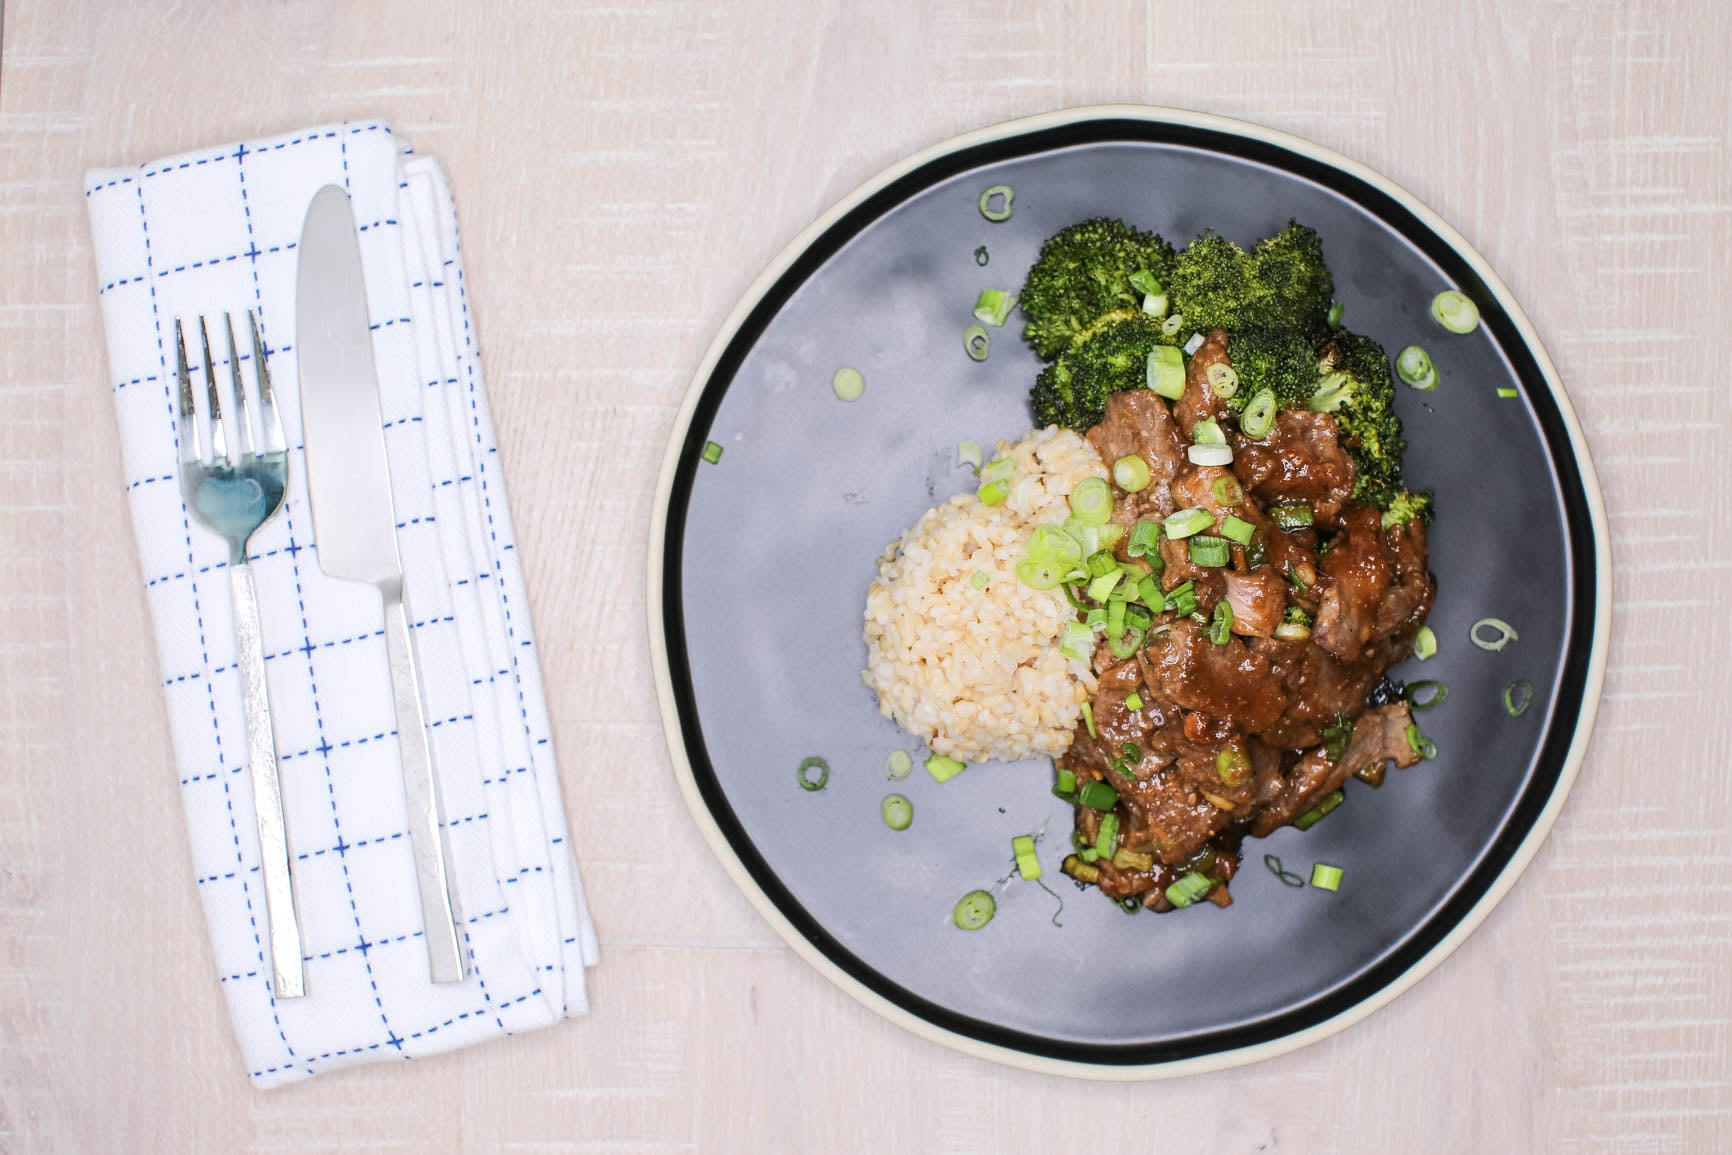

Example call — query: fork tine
[199,316,229,466]
[223,312,256,458]
[174,317,202,464]
[248,311,286,454]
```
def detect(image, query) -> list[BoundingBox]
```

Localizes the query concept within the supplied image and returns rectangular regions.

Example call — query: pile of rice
[862,427,1105,763]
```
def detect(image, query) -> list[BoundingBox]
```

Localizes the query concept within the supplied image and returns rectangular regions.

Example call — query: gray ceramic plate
[648,107,1609,1078]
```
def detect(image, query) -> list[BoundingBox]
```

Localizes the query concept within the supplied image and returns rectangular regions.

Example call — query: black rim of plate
[657,114,1601,1068]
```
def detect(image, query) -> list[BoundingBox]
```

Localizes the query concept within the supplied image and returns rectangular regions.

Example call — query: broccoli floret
[1224,327,1318,412]
[1380,490,1435,530]
[1019,218,1176,360]
[1311,330,1406,509]
[1030,313,1175,431]
[1167,222,1334,339]
[1283,605,1315,627]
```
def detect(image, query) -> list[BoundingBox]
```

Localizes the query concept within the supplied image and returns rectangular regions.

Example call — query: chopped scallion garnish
[1069,476,1114,525]
[1165,871,1213,909]
[1189,535,1230,568]
[956,439,983,473]
[1164,507,1213,540]
[1396,345,1437,391]
[1108,626,1145,660]
[886,750,912,780]
[963,324,991,361]
[1147,345,1186,399]
[701,440,724,465]
[881,793,913,831]
[976,478,1009,505]
[1191,418,1226,445]
[1264,854,1306,887]
[1504,679,1535,717]
[925,752,967,783]
[973,289,1018,328]
[977,185,1014,223]
[1059,621,1094,661]
[1497,387,1519,399]
[1220,515,1255,547]
[971,570,990,590]
[1125,692,1144,712]
[1167,580,1197,617]
[1413,625,1437,660]
[1094,813,1119,859]
[1404,722,1438,760]
[1162,314,1187,339]
[1208,598,1234,644]
[831,366,866,402]
[1053,768,1078,799]
[1127,520,1162,558]
[1015,559,1063,590]
[1310,863,1343,892]
[1404,679,1448,711]
[796,756,830,792]
[952,889,996,930]
[1077,781,1118,811]
[1471,617,1519,651]
[1112,454,1152,493]
[1430,289,1480,333]
[1269,502,1314,530]
[1294,789,1344,831]
[1012,834,1041,880]
[1081,699,1096,739]
[973,245,989,267]
[1240,388,1277,439]
[1212,476,1243,506]
[1206,362,1239,399]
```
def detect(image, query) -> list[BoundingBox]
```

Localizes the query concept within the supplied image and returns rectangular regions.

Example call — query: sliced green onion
[796,756,830,792]
[1309,372,1352,413]
[701,440,724,465]
[1285,560,1314,590]
[1207,362,1239,399]
[963,324,991,361]
[1212,476,1243,506]
[1167,580,1197,617]
[1085,549,1118,579]
[1069,476,1114,525]
[1246,538,1267,569]
[952,889,996,930]
[925,752,967,783]
[1094,813,1119,859]
[1083,607,1107,632]
[1081,699,1096,739]
[980,457,1014,485]
[1497,387,1519,399]
[1127,520,1162,558]
[974,245,989,267]
[1147,345,1186,399]
[1128,269,1162,296]
[1471,617,1519,651]
[1504,679,1535,717]
[1327,301,1345,329]
[1113,454,1152,493]
[1095,522,1124,550]
[887,750,912,780]
[957,439,983,473]
[1062,854,1100,884]
[1164,507,1213,539]
[1160,313,1185,339]
[978,185,1013,222]
[977,478,1009,505]
[1220,515,1256,547]
[1188,443,1233,467]
[1108,626,1145,660]
[1079,847,1099,863]
[1431,289,1480,334]
[1026,525,1083,568]
[1142,290,1170,317]
[1125,692,1144,712]
[1137,574,1165,612]
[1165,871,1213,909]
[1208,598,1234,644]
[1086,570,1123,603]
[1077,781,1118,811]
[1125,604,1153,631]
[1053,768,1078,799]
[1322,714,1354,763]
[1310,863,1343,892]
[1012,834,1042,880]
[1264,854,1306,888]
[1404,723,1438,761]
[1240,389,1277,439]
[973,289,1018,328]
[1113,848,1154,873]
[1189,535,1230,568]
[1015,558,1064,590]
[881,793,913,830]
[1413,625,1437,660]
[1294,789,1345,831]
[831,366,866,402]
[1105,598,1127,638]
[1405,679,1448,711]
[971,570,991,590]
[1059,621,1094,661]
[1396,345,1437,391]
[1269,502,1314,530]
[1191,418,1226,446]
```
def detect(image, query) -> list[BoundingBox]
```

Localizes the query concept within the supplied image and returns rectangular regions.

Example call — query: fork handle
[382,590,467,983]
[230,561,306,998]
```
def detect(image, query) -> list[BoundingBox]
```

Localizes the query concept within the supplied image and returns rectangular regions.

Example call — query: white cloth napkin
[85,122,598,1088]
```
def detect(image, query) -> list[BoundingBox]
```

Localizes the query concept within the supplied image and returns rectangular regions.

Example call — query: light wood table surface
[2,2,1727,1151]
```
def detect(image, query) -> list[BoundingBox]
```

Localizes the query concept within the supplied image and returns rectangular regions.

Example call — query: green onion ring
[1263,854,1306,888]
[1430,289,1481,334]
[952,889,997,930]
[881,793,913,831]
[1404,680,1448,711]
[831,366,865,402]
[963,324,991,361]
[1504,679,1535,717]
[796,756,830,792]
[1240,388,1277,439]
[1471,617,1519,651]
[973,245,989,267]
[977,185,1014,222]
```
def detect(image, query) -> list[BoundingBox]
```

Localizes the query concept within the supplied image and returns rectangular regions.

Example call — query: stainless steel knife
[296,184,466,984]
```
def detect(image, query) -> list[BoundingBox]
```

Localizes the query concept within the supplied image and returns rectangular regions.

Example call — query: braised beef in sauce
[1058,360,1434,912]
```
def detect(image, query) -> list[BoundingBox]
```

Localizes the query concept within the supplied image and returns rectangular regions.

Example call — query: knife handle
[231,562,306,998]
[381,586,467,984]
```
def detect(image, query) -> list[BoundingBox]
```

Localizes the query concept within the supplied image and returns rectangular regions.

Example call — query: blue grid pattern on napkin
[84,123,596,1088]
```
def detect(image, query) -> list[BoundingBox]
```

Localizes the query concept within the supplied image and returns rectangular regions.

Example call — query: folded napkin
[85,122,597,1088]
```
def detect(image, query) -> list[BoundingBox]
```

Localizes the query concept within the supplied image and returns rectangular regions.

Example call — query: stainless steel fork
[175,312,305,999]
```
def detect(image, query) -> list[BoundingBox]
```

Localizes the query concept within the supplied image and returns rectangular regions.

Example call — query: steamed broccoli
[1311,330,1406,509]
[1030,313,1176,431]
[1166,222,1334,339]
[1018,218,1176,360]
[1380,490,1435,530]
[1223,326,1319,412]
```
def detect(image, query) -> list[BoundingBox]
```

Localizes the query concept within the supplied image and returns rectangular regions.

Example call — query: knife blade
[296,184,467,984]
